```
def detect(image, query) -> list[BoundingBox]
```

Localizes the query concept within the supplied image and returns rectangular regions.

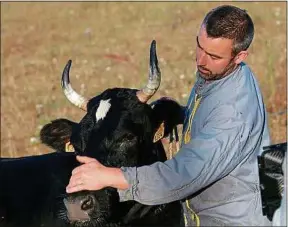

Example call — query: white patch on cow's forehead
[95,99,111,122]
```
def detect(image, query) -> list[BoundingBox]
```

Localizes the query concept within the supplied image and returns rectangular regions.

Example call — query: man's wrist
[108,167,129,190]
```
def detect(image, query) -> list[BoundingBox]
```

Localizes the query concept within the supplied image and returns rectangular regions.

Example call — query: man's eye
[210,55,219,60]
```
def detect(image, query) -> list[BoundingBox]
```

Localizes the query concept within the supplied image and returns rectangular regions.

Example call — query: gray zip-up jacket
[118,62,271,226]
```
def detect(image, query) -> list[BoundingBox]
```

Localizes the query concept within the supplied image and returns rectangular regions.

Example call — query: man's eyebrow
[196,36,223,59]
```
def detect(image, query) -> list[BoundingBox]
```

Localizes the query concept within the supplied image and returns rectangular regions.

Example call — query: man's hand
[66,156,129,193]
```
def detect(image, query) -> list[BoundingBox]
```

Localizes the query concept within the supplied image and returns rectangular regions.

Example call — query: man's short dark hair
[202,5,254,56]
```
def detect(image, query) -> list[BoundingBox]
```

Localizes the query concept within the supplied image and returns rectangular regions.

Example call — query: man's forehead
[198,26,233,58]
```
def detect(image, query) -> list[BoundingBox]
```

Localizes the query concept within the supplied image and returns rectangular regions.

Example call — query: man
[66,5,271,226]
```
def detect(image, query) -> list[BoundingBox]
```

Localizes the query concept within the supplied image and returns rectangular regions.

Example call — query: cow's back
[0,152,77,227]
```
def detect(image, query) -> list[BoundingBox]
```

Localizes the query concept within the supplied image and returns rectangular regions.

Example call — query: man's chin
[198,70,224,81]
[198,71,211,80]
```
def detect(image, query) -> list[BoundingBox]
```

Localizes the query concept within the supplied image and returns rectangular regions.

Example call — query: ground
[1,2,287,157]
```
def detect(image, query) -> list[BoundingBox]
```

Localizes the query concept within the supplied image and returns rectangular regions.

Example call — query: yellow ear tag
[153,122,165,143]
[65,142,75,152]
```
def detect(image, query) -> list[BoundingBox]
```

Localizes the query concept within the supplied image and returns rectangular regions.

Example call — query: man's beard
[197,58,237,81]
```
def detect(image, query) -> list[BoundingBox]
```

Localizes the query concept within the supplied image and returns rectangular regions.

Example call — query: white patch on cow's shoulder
[95,99,111,122]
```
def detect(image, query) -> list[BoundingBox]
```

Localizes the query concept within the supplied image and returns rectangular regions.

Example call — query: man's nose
[197,49,207,66]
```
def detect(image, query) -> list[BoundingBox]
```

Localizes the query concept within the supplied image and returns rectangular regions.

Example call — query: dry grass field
[1,2,287,157]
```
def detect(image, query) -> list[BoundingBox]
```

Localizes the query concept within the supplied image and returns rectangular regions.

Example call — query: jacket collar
[195,62,245,98]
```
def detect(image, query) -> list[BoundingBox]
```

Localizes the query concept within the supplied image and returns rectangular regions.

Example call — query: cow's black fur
[0,88,183,227]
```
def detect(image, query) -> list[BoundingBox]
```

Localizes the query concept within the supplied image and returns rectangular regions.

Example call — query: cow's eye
[116,133,136,144]
[126,133,135,141]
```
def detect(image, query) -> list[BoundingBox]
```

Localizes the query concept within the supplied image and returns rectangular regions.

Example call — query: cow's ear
[40,118,79,152]
[150,98,183,139]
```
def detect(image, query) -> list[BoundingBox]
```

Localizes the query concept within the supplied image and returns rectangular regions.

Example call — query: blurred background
[1,2,286,157]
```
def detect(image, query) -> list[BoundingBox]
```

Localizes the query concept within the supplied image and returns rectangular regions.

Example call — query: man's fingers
[68,172,82,186]
[66,184,85,193]
[71,164,87,175]
[66,174,85,191]
[66,156,104,194]
[76,155,96,164]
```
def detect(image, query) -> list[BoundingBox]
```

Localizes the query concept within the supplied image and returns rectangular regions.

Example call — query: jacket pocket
[197,176,238,203]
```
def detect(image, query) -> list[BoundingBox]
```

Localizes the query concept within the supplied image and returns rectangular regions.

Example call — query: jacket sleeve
[118,104,252,205]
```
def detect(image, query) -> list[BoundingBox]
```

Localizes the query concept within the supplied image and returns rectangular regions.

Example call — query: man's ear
[234,50,248,64]
[40,118,79,152]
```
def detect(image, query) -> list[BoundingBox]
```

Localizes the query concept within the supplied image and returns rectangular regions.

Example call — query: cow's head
[40,40,182,226]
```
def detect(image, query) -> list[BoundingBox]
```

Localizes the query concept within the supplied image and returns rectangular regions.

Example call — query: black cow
[0,40,183,227]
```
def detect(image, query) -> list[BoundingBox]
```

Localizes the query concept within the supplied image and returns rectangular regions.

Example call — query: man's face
[196,26,237,80]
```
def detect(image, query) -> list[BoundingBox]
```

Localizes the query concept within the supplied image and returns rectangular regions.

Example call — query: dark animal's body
[0,151,181,227]
[0,152,77,227]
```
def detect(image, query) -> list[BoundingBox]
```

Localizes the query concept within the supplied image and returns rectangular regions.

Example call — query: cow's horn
[61,60,89,111]
[136,40,161,103]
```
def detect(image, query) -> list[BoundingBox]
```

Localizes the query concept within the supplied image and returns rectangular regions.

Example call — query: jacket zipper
[184,93,202,144]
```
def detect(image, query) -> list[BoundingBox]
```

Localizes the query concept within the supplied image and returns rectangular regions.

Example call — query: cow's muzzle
[63,195,96,221]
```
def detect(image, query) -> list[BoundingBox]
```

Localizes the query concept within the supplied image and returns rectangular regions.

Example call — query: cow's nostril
[81,195,94,211]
